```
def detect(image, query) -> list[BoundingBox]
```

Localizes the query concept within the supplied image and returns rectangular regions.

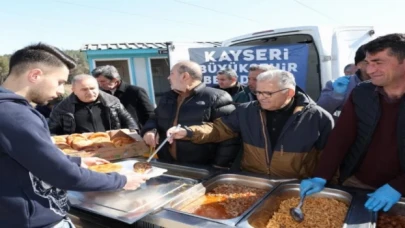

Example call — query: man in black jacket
[213,68,245,102]
[141,61,240,168]
[92,65,154,128]
[49,74,138,135]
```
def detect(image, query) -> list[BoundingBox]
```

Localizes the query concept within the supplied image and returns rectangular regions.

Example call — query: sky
[1,0,404,54]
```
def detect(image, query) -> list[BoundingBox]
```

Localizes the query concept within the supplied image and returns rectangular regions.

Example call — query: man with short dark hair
[0,43,146,228]
[234,64,277,103]
[214,68,245,103]
[141,61,240,168]
[343,63,357,75]
[49,74,138,135]
[92,65,154,128]
[301,33,405,213]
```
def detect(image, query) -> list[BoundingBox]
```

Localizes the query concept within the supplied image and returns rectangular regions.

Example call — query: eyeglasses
[253,88,288,98]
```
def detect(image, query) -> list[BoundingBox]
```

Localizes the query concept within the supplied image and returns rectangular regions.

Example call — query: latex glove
[364,184,401,212]
[332,76,351,94]
[299,177,327,198]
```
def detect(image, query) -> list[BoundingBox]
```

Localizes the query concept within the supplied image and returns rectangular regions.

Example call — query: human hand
[299,177,327,198]
[332,76,351,94]
[122,172,149,190]
[365,184,401,212]
[81,157,110,168]
[166,126,187,144]
[143,129,159,148]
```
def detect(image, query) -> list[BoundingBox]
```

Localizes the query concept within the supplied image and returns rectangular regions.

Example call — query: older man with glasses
[166,69,334,178]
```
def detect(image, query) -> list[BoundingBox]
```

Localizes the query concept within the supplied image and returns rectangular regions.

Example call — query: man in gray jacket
[49,74,138,135]
[317,45,370,118]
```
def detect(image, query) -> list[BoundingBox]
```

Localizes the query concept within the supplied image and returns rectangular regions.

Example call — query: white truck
[221,26,401,99]
[167,26,400,100]
[220,25,405,99]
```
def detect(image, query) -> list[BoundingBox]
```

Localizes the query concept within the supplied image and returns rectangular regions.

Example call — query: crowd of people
[1,33,405,227]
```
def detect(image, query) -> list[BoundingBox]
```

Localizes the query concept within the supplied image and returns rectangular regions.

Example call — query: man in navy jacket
[0,43,147,228]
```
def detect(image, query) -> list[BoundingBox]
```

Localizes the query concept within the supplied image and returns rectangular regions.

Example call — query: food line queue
[1,33,405,227]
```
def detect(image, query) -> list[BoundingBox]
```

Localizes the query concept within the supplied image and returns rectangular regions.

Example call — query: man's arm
[140,113,158,136]
[134,87,155,126]
[66,155,82,166]
[313,92,358,180]
[187,108,241,144]
[117,104,139,131]
[0,107,127,191]
[211,91,236,119]
[316,81,345,115]
[209,91,241,167]
[388,175,405,195]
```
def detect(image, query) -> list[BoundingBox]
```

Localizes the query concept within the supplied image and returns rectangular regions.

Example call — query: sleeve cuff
[184,126,193,139]
[332,91,346,98]
[389,178,405,196]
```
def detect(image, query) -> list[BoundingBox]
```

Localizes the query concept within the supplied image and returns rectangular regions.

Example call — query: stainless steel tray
[238,182,353,228]
[164,174,280,227]
[372,198,405,228]
[68,160,198,224]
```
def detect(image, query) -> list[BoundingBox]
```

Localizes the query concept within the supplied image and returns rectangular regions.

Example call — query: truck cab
[221,26,376,99]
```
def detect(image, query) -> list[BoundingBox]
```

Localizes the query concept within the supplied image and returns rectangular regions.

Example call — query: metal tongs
[146,124,181,162]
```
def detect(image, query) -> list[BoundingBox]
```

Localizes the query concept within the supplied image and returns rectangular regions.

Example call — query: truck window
[229,34,321,100]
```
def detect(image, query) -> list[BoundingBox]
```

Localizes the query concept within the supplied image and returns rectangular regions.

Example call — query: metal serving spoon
[290,194,306,223]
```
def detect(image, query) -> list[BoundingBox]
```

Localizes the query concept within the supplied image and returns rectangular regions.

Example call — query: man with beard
[0,43,147,228]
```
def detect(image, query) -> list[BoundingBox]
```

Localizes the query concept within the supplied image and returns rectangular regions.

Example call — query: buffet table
[68,158,404,228]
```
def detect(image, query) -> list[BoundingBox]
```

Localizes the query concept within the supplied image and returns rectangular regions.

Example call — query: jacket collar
[169,82,206,98]
[116,81,129,93]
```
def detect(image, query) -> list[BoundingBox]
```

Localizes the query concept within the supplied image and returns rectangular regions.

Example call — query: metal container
[68,160,198,224]
[237,182,353,228]
[372,199,405,228]
[164,174,281,227]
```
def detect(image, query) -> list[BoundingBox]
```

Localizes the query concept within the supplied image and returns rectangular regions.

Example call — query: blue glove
[332,76,351,94]
[364,184,401,212]
[299,177,327,198]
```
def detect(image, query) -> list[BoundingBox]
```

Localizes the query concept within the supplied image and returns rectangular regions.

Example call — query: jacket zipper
[171,96,190,159]
[259,111,271,174]
[277,106,308,156]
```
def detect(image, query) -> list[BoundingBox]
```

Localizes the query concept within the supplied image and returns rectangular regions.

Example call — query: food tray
[238,182,353,228]
[164,174,279,227]
[373,199,405,228]
[68,160,197,224]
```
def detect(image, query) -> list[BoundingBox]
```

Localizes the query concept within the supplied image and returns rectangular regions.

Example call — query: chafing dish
[164,174,281,227]
[238,182,354,228]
